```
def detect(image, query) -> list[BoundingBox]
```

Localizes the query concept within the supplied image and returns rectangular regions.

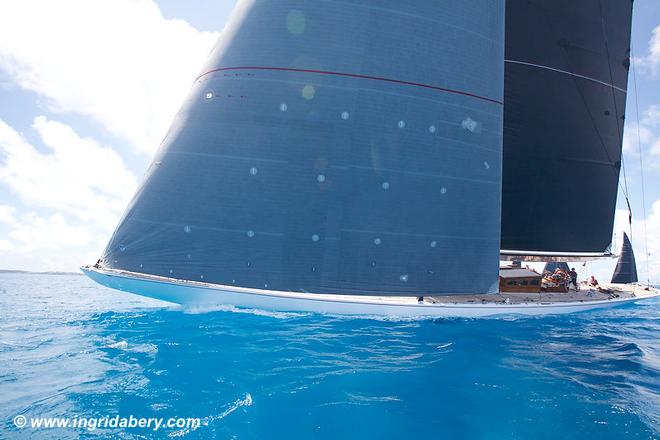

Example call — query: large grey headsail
[98,0,505,296]
[501,0,633,256]
[611,232,638,284]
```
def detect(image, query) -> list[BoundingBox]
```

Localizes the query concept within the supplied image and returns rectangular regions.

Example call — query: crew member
[569,268,578,290]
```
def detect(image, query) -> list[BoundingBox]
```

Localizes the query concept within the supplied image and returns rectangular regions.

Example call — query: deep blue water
[0,273,658,439]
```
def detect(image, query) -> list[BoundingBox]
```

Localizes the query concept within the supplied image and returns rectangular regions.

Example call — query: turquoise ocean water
[0,272,658,439]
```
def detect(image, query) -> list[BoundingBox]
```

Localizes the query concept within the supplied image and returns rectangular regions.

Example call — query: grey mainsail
[611,232,638,284]
[99,0,505,296]
[501,0,633,255]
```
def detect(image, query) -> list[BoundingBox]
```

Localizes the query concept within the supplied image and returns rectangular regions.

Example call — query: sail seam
[194,66,503,105]
[504,59,627,93]
[337,164,499,185]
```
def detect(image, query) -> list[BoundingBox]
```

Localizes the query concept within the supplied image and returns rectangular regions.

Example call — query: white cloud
[0,118,136,271]
[642,105,660,125]
[0,116,137,231]
[0,1,221,271]
[0,204,16,224]
[642,200,660,284]
[0,0,218,154]
[0,210,107,272]
[0,239,12,251]
[634,25,660,76]
[9,212,93,250]
[623,106,660,170]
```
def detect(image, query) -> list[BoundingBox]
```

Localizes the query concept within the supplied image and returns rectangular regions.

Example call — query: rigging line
[599,0,632,235]
[550,5,630,209]
[566,60,629,203]
[631,40,651,286]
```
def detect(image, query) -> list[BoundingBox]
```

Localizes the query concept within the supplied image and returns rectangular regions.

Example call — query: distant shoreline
[0,269,83,276]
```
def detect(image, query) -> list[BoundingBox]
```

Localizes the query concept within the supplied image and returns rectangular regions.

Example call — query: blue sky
[0,0,659,283]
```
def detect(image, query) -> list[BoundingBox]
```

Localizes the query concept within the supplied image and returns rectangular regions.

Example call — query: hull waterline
[81,267,659,318]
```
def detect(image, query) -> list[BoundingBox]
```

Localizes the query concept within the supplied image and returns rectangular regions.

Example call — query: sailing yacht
[82,0,659,317]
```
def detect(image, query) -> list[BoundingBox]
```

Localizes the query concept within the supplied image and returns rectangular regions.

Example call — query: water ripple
[0,273,658,438]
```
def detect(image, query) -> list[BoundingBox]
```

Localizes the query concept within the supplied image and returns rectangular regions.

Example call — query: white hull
[81,267,659,318]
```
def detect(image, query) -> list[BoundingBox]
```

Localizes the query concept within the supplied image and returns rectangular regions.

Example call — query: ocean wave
[168,393,253,438]
[181,303,310,319]
[2,273,658,438]
[105,340,158,355]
